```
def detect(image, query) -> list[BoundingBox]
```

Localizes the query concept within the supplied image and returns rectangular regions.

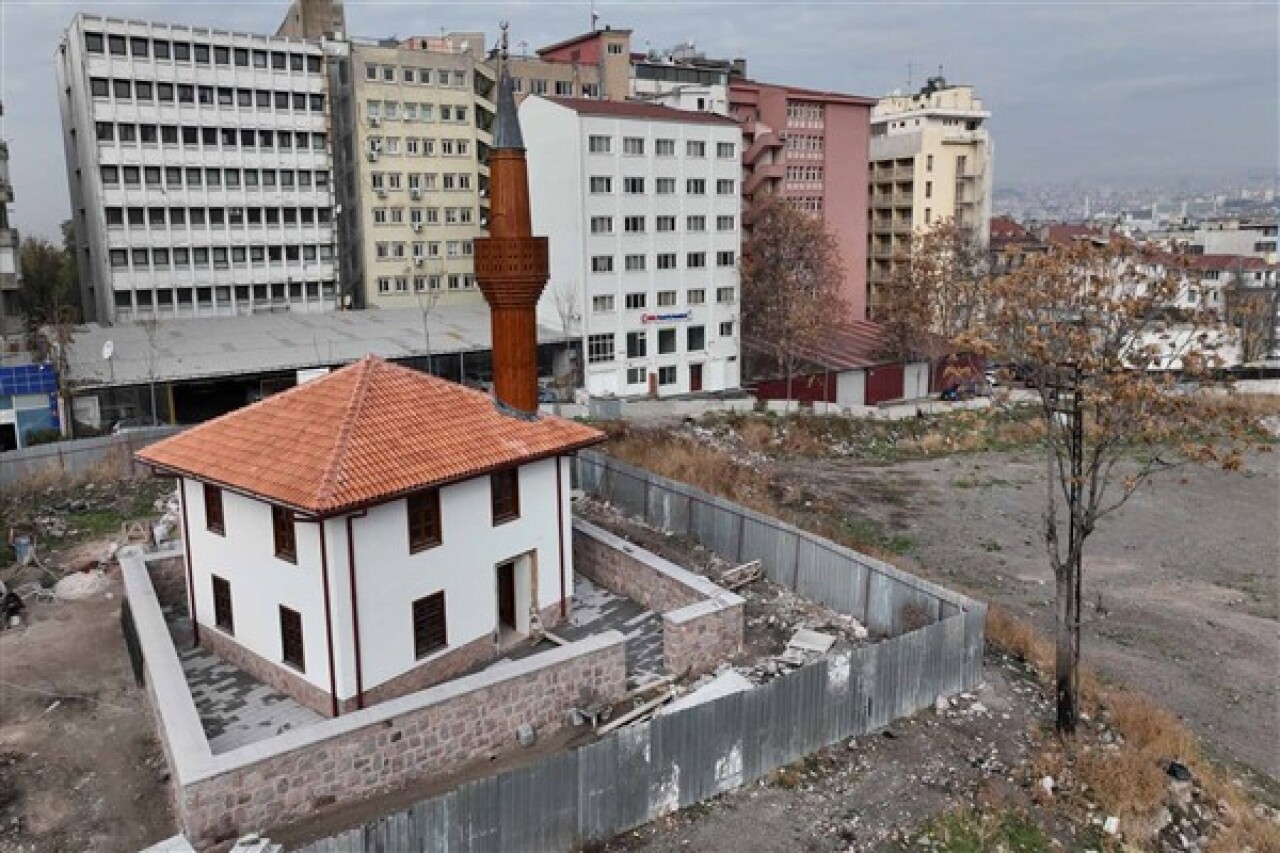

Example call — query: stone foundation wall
[200,623,336,717]
[664,599,745,676]
[181,632,627,848]
[573,520,744,677]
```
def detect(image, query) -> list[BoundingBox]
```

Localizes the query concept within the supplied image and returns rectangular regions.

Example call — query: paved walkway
[499,576,665,687]
[166,612,322,755]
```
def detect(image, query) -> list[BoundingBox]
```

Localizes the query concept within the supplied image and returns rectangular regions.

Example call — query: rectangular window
[657,290,677,307]
[657,253,677,270]
[413,592,447,659]
[407,489,442,552]
[656,216,676,232]
[212,575,233,633]
[655,178,676,195]
[717,142,736,158]
[203,484,224,535]
[490,469,520,524]
[687,288,706,305]
[686,140,706,157]
[686,179,706,195]
[587,333,615,364]
[687,216,706,232]
[720,321,735,337]
[658,365,677,386]
[592,294,615,312]
[590,216,613,234]
[624,177,645,194]
[717,215,736,232]
[625,254,647,271]
[555,80,573,96]
[591,255,614,273]
[588,135,611,153]
[717,251,736,267]
[272,506,297,563]
[279,606,305,671]
[626,367,646,385]
[656,139,675,156]
[717,179,735,195]
[85,32,104,53]
[619,330,647,360]
[658,328,677,354]
[687,252,707,269]
[589,176,612,194]
[716,286,736,304]
[624,216,646,233]
[623,137,645,155]
[687,325,706,351]
[624,292,646,309]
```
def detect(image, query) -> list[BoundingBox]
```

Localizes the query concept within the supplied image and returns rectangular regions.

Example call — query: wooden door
[497,561,516,629]
[689,363,703,392]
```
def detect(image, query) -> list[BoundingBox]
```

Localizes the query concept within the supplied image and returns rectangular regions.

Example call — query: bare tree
[876,219,986,362]
[137,313,161,424]
[551,280,582,391]
[740,200,848,410]
[1223,271,1277,364]
[959,239,1258,735]
[413,282,442,376]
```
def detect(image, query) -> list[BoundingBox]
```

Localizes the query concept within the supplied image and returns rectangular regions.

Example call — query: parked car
[111,416,165,434]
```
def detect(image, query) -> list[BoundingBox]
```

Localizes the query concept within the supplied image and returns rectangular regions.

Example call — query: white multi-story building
[0,101,20,337]
[520,96,742,397]
[56,14,339,323]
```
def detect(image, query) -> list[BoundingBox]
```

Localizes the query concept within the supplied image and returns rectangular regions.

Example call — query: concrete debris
[788,628,836,654]
[53,569,111,601]
[662,671,754,716]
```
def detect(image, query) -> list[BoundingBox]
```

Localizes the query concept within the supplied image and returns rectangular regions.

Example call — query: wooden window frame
[412,592,448,659]
[212,575,234,634]
[272,505,297,563]
[203,483,225,535]
[279,605,305,671]
[407,488,442,553]
[490,468,520,525]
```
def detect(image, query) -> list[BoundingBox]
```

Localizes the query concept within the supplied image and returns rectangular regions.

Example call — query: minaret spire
[473,22,548,414]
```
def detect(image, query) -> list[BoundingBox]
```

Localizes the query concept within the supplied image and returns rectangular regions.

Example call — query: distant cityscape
[994,175,1278,224]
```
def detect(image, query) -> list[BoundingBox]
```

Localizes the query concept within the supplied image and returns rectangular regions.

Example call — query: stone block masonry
[573,519,744,676]
[119,546,627,849]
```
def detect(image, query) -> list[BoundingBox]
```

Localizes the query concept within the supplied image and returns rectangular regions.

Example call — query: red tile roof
[745,320,943,372]
[136,357,605,515]
[1044,223,1107,247]
[990,215,1028,239]
[1183,254,1273,272]
[541,96,741,126]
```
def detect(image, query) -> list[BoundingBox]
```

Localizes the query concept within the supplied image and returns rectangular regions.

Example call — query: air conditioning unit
[369,116,381,127]
[375,188,387,198]
[366,150,379,162]
[410,188,421,200]
[413,257,424,267]
[411,222,422,232]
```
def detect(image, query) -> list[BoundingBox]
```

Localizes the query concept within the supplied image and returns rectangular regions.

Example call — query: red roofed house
[136,57,607,717]
[137,357,604,715]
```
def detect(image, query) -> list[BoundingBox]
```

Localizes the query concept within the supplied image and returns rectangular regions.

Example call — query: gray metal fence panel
[577,722,653,843]
[448,774,501,853]
[498,749,579,852]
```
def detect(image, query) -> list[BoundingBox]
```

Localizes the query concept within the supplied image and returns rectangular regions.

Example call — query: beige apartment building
[867,76,992,310]
[332,35,496,309]
[505,28,632,101]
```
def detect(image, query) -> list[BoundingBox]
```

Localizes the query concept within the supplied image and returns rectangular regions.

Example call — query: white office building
[520,96,742,397]
[56,14,339,323]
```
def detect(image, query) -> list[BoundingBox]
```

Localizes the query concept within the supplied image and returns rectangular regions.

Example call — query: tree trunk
[1055,564,1079,734]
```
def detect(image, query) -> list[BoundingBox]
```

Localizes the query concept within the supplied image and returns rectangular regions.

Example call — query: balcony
[742,162,785,196]
[871,166,913,181]
[870,192,913,208]
[742,131,783,166]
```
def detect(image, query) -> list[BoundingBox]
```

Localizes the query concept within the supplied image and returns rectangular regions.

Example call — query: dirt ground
[775,449,1280,785]
[605,651,1073,853]
[0,573,175,852]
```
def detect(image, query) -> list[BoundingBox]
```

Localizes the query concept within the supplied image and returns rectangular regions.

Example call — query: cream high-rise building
[867,76,992,312]
[331,36,495,309]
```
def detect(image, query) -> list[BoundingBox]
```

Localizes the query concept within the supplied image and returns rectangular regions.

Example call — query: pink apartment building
[730,81,875,321]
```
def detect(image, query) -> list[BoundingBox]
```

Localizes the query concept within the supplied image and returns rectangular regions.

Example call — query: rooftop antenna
[590,1,599,32]
[499,19,509,62]
[907,61,913,90]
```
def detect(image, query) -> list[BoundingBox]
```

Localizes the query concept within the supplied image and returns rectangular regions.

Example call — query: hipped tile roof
[136,356,605,515]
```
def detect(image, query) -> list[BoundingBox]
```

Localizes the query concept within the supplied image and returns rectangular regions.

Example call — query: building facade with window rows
[57,14,338,322]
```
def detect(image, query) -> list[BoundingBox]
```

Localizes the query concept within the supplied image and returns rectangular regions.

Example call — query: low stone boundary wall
[119,545,628,849]
[0,427,179,489]
[573,519,744,676]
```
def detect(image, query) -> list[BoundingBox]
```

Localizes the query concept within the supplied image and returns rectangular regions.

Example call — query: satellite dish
[102,340,114,360]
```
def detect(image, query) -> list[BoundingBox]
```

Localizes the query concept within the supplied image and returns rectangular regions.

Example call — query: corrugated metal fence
[298,452,985,853]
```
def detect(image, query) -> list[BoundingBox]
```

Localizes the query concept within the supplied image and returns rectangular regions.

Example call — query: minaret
[474,23,549,414]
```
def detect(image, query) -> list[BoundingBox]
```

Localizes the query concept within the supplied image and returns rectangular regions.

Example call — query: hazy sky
[1,0,1275,239]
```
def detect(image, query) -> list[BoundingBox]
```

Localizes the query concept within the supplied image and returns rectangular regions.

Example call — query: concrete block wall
[573,519,744,675]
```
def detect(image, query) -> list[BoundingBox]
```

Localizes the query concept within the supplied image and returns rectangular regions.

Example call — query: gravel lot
[777,449,1279,783]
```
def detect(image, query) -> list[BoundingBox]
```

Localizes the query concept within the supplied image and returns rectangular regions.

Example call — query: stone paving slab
[164,611,322,755]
